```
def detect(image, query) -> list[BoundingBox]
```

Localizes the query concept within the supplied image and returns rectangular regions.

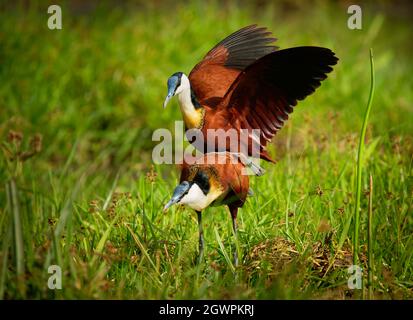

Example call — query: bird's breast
[182,107,205,129]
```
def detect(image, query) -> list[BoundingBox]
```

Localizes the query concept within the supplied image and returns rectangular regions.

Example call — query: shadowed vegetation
[0,1,412,299]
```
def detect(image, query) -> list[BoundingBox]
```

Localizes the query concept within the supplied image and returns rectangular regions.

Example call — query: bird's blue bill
[163,93,173,108]
[163,181,192,211]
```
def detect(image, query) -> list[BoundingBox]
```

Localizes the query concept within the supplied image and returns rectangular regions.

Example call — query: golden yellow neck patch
[181,107,205,129]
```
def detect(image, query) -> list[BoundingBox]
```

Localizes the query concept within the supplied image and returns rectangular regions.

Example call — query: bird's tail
[232,152,265,176]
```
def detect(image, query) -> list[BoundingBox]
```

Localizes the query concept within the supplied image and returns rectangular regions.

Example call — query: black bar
[0,300,411,318]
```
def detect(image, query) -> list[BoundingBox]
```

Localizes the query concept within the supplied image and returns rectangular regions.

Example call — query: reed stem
[353,49,375,269]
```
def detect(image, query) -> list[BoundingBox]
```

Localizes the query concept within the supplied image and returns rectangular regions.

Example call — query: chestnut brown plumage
[164,25,338,163]
[163,153,251,265]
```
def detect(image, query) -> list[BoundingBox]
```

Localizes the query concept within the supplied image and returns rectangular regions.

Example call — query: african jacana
[163,152,252,265]
[163,25,338,163]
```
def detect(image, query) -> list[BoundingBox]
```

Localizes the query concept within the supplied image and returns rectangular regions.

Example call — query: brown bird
[163,25,338,164]
[163,152,251,265]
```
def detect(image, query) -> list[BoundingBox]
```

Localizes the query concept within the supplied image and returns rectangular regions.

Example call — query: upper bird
[163,25,338,163]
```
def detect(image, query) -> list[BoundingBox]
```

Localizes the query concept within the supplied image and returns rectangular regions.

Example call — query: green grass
[0,1,412,299]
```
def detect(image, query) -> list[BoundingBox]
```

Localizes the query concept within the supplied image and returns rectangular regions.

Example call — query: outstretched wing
[220,46,338,146]
[189,25,277,103]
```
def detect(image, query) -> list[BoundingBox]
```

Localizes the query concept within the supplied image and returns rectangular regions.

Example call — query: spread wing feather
[189,25,277,102]
[221,46,338,148]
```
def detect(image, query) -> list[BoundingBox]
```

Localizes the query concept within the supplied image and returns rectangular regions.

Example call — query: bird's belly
[210,190,232,207]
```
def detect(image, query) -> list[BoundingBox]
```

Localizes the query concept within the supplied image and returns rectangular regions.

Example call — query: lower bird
[163,152,253,265]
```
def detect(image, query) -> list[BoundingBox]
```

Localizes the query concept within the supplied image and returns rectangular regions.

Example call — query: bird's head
[163,72,190,108]
[163,181,192,211]
[163,172,211,212]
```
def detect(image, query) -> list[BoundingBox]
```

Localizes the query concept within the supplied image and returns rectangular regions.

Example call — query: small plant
[1,130,42,298]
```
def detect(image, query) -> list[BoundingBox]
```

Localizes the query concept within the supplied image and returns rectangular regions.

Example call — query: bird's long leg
[229,206,239,267]
[232,217,239,267]
[197,211,204,263]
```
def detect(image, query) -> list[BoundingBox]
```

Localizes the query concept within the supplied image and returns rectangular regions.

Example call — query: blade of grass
[102,171,120,211]
[7,179,25,297]
[0,221,12,299]
[214,228,235,274]
[89,171,122,266]
[43,173,85,270]
[124,223,162,280]
[353,48,375,267]
[322,50,375,281]
[59,137,79,183]
[367,174,374,299]
[322,207,352,279]
[90,215,120,267]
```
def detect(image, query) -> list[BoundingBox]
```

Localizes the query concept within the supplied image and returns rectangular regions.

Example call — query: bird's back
[180,153,250,207]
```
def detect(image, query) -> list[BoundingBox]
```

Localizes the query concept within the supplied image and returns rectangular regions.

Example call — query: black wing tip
[311,46,339,66]
[291,46,339,72]
[323,49,339,66]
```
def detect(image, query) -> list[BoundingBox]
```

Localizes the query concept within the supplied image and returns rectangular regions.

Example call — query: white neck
[180,183,209,211]
[175,74,201,128]
[177,86,195,115]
